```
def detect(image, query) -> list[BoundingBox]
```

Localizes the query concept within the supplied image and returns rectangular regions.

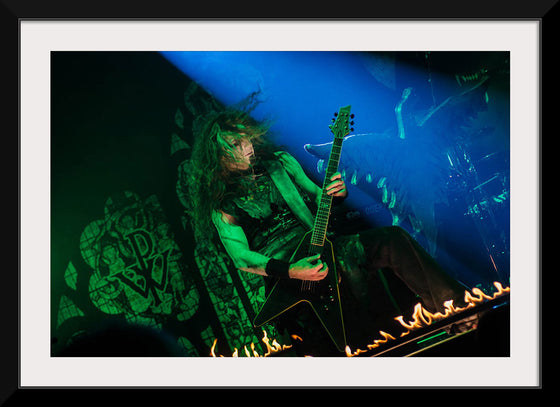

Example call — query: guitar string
[300,110,348,293]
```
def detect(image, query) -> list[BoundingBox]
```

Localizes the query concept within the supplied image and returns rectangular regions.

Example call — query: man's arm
[212,210,328,280]
[276,151,348,203]
[212,210,270,275]
[275,151,321,204]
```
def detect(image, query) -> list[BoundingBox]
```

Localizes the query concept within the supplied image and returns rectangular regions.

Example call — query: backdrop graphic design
[51,52,278,356]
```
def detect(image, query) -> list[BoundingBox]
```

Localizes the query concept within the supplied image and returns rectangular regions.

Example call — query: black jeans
[277,226,469,355]
[338,226,467,315]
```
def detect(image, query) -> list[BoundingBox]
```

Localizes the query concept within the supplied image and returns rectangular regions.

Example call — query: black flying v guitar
[253,105,353,352]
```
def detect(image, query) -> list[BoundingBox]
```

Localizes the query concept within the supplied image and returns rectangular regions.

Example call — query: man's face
[220,133,254,171]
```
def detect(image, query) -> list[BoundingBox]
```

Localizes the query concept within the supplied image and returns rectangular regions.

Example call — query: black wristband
[265,259,290,279]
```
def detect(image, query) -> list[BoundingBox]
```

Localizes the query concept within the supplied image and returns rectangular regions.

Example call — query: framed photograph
[10,2,547,396]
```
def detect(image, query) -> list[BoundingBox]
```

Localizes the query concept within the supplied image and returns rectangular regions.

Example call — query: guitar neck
[309,136,344,248]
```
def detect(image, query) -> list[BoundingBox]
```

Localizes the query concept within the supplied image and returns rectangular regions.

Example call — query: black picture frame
[7,0,552,401]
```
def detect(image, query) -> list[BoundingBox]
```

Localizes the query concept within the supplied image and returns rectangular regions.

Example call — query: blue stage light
[161,51,510,288]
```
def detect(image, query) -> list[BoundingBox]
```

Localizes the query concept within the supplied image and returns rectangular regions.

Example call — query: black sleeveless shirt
[219,163,313,263]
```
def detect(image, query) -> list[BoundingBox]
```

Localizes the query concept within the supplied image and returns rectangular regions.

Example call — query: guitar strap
[263,159,315,231]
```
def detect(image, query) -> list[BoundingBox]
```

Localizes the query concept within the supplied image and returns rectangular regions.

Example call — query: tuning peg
[350,121,354,125]
[350,128,354,132]
[350,114,355,118]
[334,112,338,117]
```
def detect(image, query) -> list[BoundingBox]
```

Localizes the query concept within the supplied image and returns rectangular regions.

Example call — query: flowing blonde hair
[189,108,276,234]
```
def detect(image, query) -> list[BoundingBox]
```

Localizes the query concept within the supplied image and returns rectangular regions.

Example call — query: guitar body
[253,231,347,352]
[253,105,353,353]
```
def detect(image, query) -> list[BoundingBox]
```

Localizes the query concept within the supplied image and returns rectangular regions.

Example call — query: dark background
[51,51,191,319]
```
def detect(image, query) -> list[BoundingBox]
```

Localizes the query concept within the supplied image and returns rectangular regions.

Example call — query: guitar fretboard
[309,136,344,248]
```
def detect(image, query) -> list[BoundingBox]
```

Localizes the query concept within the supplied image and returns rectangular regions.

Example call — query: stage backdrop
[51,52,273,357]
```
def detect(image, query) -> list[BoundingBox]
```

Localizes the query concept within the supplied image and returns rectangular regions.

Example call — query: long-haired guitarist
[189,108,468,354]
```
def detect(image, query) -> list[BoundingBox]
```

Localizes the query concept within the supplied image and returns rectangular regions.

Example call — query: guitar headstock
[329,105,354,140]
